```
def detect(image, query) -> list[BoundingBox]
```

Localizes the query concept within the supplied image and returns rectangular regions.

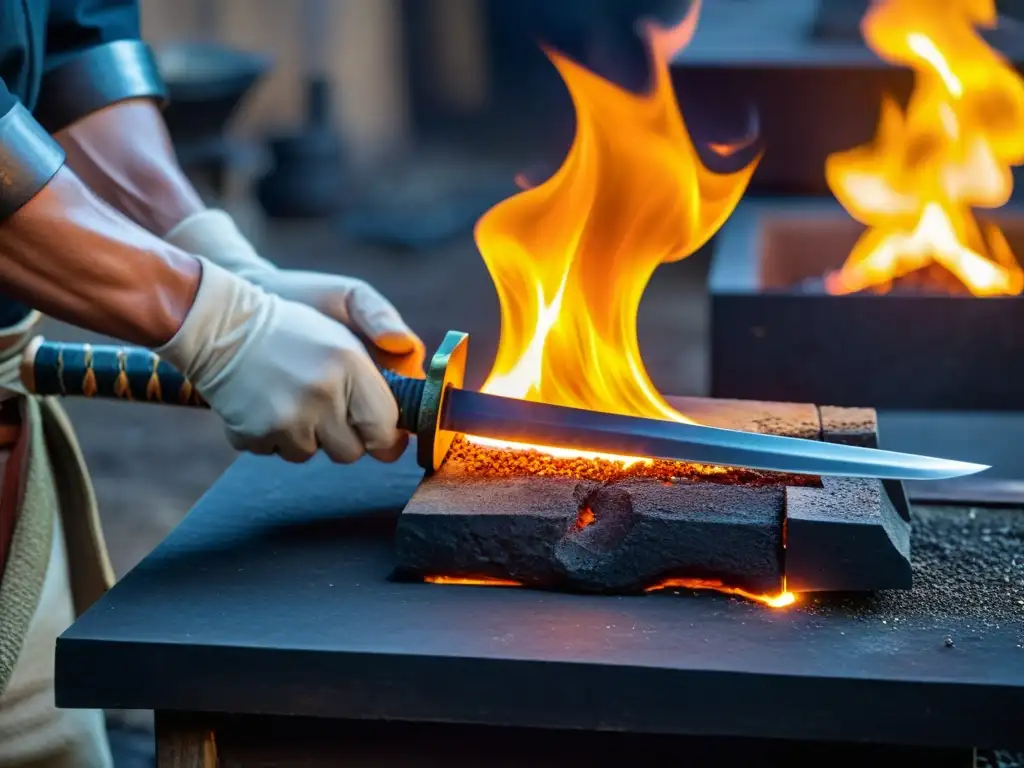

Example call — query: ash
[447,436,818,487]
[804,506,1024,623]
[797,263,973,296]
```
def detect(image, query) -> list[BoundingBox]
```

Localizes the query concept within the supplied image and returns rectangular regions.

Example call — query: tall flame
[472,0,758,446]
[826,0,1024,296]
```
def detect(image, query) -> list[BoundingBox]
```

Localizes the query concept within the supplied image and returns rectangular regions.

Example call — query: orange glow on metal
[467,0,758,461]
[423,575,794,609]
[826,0,1024,296]
[423,576,523,587]
[645,577,797,609]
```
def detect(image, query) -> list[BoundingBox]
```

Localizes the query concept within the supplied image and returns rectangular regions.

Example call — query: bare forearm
[0,165,201,346]
[54,99,204,236]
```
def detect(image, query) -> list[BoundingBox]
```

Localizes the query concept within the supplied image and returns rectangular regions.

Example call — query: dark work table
[881,411,1024,505]
[56,448,1024,767]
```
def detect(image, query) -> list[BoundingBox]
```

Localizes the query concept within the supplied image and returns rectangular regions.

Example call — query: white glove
[164,209,426,379]
[155,258,406,464]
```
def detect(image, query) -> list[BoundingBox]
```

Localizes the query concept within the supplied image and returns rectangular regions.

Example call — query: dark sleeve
[0,82,68,222]
[34,0,168,134]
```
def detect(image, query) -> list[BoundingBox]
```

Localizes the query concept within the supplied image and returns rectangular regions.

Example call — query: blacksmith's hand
[163,209,426,380]
[155,258,407,464]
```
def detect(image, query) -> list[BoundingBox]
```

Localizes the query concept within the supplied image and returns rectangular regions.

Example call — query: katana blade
[19,332,990,480]
[441,389,988,481]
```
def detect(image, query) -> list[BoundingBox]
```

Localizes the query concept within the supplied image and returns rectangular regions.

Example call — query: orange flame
[470,0,758,461]
[826,0,1024,296]
[444,7,779,610]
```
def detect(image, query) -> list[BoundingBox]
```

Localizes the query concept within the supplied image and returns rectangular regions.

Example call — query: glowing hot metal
[440,386,987,482]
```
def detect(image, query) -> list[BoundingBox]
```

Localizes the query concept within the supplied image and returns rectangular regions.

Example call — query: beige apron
[0,312,115,767]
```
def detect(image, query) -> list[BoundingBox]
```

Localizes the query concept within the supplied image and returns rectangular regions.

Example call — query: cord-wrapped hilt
[377,368,426,433]
[20,337,430,432]
[21,337,206,406]
[19,330,471,474]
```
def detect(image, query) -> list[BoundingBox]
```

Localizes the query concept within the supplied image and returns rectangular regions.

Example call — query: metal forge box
[708,198,1024,411]
[394,396,912,598]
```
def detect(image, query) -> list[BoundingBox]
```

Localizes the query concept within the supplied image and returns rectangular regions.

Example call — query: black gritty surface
[806,506,1023,624]
[56,450,1024,750]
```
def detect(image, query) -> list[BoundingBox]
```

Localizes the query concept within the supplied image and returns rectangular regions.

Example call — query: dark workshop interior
[28,0,1024,766]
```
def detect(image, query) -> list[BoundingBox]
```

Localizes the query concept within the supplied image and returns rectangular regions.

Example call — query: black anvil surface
[55,450,1024,750]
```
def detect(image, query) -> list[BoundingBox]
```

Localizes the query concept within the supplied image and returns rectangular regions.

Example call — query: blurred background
[42,0,1024,762]
[53,0,1024,581]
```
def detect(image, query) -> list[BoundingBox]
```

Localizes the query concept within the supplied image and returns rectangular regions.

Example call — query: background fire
[825,0,1024,296]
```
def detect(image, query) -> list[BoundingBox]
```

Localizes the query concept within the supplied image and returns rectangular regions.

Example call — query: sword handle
[21,337,207,407]
[19,336,426,433]
[377,367,425,434]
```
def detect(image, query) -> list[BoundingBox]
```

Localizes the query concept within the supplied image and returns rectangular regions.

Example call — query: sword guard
[416,330,469,474]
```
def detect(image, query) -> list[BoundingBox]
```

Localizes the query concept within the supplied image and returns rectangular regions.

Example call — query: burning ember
[825,0,1024,296]
[469,0,757,462]
[444,436,816,487]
